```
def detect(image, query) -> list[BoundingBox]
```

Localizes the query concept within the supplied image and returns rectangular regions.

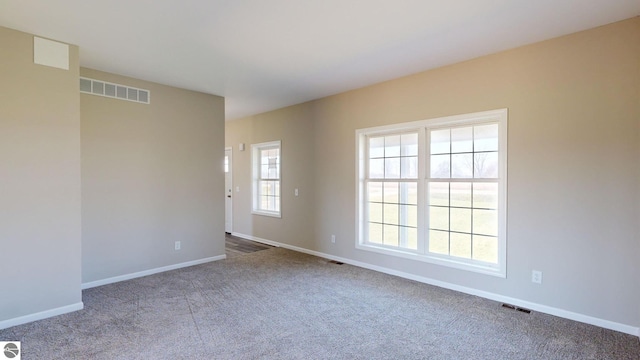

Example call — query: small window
[252,141,281,218]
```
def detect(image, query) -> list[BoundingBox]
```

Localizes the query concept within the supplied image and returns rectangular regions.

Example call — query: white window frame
[356,109,507,277]
[252,140,282,218]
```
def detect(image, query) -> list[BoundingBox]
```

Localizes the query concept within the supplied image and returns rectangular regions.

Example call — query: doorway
[224,147,233,233]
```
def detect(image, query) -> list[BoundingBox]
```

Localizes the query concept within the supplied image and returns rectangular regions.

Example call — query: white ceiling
[1,1,638,120]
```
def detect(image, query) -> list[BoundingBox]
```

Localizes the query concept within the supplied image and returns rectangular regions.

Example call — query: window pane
[383,182,398,203]
[369,223,383,244]
[473,209,498,236]
[369,158,384,178]
[472,183,497,209]
[383,225,399,246]
[430,154,450,178]
[450,182,471,208]
[429,182,449,206]
[474,152,498,178]
[399,204,417,227]
[451,153,473,178]
[399,182,417,205]
[429,206,449,231]
[268,167,278,179]
[400,156,417,179]
[384,204,399,225]
[274,181,280,197]
[385,157,400,178]
[430,129,450,154]
[369,137,385,158]
[267,195,275,211]
[385,135,401,157]
[451,126,473,153]
[369,202,383,223]
[429,230,449,254]
[450,233,471,258]
[368,182,383,202]
[473,235,498,263]
[401,133,418,156]
[474,124,498,152]
[450,208,471,233]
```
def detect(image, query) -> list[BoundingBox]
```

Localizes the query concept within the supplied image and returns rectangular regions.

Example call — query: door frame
[224,147,233,234]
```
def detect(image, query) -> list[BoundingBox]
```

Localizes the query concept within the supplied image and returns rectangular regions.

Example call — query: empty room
[1,1,639,359]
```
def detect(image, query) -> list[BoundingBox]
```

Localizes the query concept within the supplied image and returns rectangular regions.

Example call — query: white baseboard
[81,255,226,290]
[0,302,84,330]
[232,232,640,337]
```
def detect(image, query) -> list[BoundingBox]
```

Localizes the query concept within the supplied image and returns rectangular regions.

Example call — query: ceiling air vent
[80,77,150,104]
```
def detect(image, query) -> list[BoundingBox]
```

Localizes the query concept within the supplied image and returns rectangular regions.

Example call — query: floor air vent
[502,303,532,314]
[80,77,150,104]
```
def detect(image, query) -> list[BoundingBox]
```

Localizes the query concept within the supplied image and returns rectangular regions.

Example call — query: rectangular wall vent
[80,77,150,104]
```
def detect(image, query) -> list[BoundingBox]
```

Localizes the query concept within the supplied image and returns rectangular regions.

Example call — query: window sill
[356,243,506,278]
[251,210,281,218]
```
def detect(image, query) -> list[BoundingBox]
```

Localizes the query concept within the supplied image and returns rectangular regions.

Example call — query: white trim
[0,302,83,330]
[225,146,233,233]
[81,255,226,290]
[231,232,639,337]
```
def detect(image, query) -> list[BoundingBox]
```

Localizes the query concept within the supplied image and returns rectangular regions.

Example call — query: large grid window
[357,109,507,277]
[252,141,281,217]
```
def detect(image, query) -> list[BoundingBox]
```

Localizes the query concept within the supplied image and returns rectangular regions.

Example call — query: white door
[224,148,233,233]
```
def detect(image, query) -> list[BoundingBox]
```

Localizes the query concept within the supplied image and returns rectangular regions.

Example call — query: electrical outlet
[294,188,299,197]
[175,241,181,250]
[532,270,542,284]
[331,235,336,243]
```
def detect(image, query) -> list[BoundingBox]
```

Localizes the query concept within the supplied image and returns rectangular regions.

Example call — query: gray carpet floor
[1,246,639,359]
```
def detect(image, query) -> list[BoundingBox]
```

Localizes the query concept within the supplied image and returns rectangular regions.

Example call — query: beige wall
[227,17,640,330]
[225,104,316,247]
[81,68,226,284]
[0,27,82,324]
